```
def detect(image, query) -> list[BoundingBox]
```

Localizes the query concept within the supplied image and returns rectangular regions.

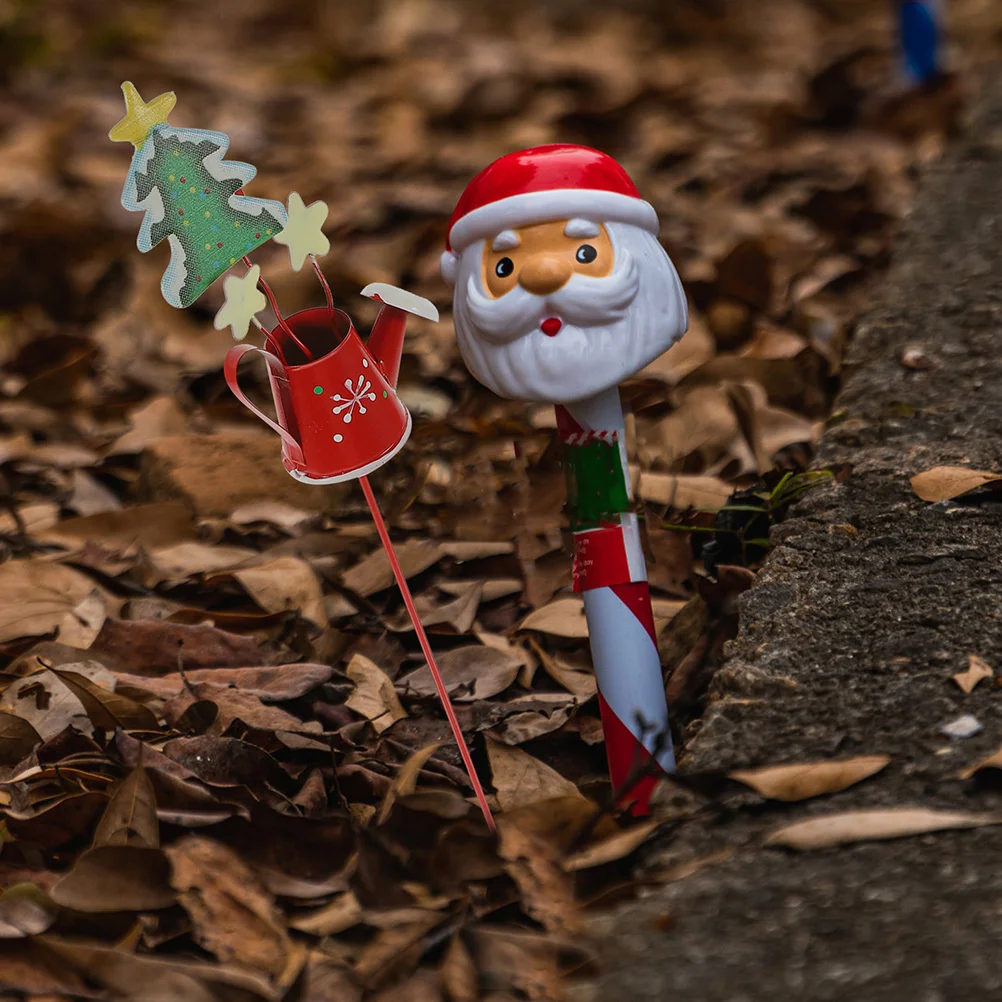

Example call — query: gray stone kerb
[592,74,1002,1002]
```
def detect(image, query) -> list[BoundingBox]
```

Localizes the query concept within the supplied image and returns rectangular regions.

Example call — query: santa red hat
[440,144,659,285]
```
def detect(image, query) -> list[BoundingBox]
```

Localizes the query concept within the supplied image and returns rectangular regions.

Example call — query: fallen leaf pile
[2,0,1002,998]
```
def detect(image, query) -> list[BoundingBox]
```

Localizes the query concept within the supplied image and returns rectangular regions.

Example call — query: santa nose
[518,254,573,296]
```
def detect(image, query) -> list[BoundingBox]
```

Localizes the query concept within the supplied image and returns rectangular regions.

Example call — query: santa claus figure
[442,145,689,813]
[440,143,688,403]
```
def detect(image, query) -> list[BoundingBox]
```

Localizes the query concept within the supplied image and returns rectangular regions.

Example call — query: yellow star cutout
[109,81,177,149]
[213,265,267,341]
[273,192,330,271]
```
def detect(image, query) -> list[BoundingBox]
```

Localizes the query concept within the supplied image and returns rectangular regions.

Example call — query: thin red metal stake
[359,475,496,833]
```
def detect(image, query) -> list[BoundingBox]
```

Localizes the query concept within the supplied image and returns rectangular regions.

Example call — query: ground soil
[590,73,1002,1002]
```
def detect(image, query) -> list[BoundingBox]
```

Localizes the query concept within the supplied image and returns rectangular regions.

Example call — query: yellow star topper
[273,192,330,271]
[109,81,177,150]
[213,265,267,341]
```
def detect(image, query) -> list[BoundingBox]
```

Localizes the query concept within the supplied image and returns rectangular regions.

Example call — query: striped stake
[555,387,675,815]
[899,0,943,86]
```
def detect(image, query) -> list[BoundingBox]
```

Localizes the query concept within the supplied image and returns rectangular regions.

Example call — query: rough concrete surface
[593,76,1002,1002]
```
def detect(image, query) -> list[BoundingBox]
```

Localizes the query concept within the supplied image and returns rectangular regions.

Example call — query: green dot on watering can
[382,390,388,398]
[313,385,323,395]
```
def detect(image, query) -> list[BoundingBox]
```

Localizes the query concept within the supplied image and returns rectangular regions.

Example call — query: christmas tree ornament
[442,144,689,814]
[899,0,943,85]
[274,192,331,271]
[214,264,267,341]
[111,81,287,308]
[112,84,495,832]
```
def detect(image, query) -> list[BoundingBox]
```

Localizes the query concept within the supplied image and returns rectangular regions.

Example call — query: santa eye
[576,244,598,264]
[495,257,514,278]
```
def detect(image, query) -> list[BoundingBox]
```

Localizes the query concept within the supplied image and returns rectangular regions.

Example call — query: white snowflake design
[331,375,377,424]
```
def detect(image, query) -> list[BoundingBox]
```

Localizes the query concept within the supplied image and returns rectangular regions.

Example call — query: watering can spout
[361,283,439,388]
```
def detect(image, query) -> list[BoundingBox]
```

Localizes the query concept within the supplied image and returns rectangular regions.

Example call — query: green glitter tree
[112,82,287,309]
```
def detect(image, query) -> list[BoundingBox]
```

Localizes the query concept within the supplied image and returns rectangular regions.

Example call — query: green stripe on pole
[563,438,630,529]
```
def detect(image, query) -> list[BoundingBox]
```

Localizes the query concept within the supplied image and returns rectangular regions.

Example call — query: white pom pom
[440,250,459,287]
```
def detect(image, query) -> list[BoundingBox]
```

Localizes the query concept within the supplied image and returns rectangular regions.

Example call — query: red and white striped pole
[555,387,674,815]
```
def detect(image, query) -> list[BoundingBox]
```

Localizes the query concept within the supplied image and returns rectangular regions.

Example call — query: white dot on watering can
[333,434,343,443]
[362,359,368,368]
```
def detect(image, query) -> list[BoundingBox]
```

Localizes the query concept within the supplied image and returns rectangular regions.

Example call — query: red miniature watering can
[224,284,438,484]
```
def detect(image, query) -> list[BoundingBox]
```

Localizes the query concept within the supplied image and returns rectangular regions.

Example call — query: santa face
[448,218,688,404]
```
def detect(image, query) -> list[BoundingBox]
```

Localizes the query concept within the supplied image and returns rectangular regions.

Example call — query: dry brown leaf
[52,668,159,732]
[532,642,597,701]
[440,934,478,1002]
[497,820,582,935]
[384,582,483,635]
[0,669,94,739]
[93,765,159,849]
[0,710,42,765]
[952,655,994,694]
[290,891,365,937]
[0,561,103,643]
[0,502,59,535]
[149,541,259,581]
[398,645,521,702]
[910,466,1002,502]
[518,598,589,639]
[960,745,1002,779]
[108,395,188,454]
[346,654,408,734]
[378,742,444,824]
[562,820,660,871]
[729,755,890,802]
[636,472,733,511]
[50,845,176,913]
[438,540,516,560]
[111,663,334,702]
[488,694,578,746]
[0,885,58,939]
[486,738,583,811]
[227,556,327,628]
[765,807,1002,850]
[343,539,443,597]
[639,311,716,385]
[167,834,297,980]
[40,502,196,550]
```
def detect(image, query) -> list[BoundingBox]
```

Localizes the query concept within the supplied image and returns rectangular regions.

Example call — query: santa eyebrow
[564,218,601,238]
[491,230,520,252]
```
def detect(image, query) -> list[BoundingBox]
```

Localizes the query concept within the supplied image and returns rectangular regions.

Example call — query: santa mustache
[462,247,640,344]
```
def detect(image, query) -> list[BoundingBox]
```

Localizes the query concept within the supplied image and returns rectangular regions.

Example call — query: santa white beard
[450,222,688,404]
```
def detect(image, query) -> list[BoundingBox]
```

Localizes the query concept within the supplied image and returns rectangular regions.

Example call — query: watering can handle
[224,344,305,462]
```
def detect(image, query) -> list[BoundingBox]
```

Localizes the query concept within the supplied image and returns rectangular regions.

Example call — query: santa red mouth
[540,317,562,337]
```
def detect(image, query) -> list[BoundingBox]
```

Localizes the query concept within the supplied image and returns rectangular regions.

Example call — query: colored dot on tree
[235,221,241,227]
[183,220,189,227]
[168,174,175,181]
[266,229,272,235]
[217,241,223,248]
[172,150,180,156]
[189,186,196,193]
[205,211,211,218]
[255,232,261,239]
[205,243,211,250]
[196,275,203,282]
[204,188,210,194]
[230,257,236,264]
[313,385,323,395]
[179,176,185,182]
[178,209,184,215]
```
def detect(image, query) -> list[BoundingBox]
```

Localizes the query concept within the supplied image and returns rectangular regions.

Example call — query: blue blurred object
[900,0,942,85]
